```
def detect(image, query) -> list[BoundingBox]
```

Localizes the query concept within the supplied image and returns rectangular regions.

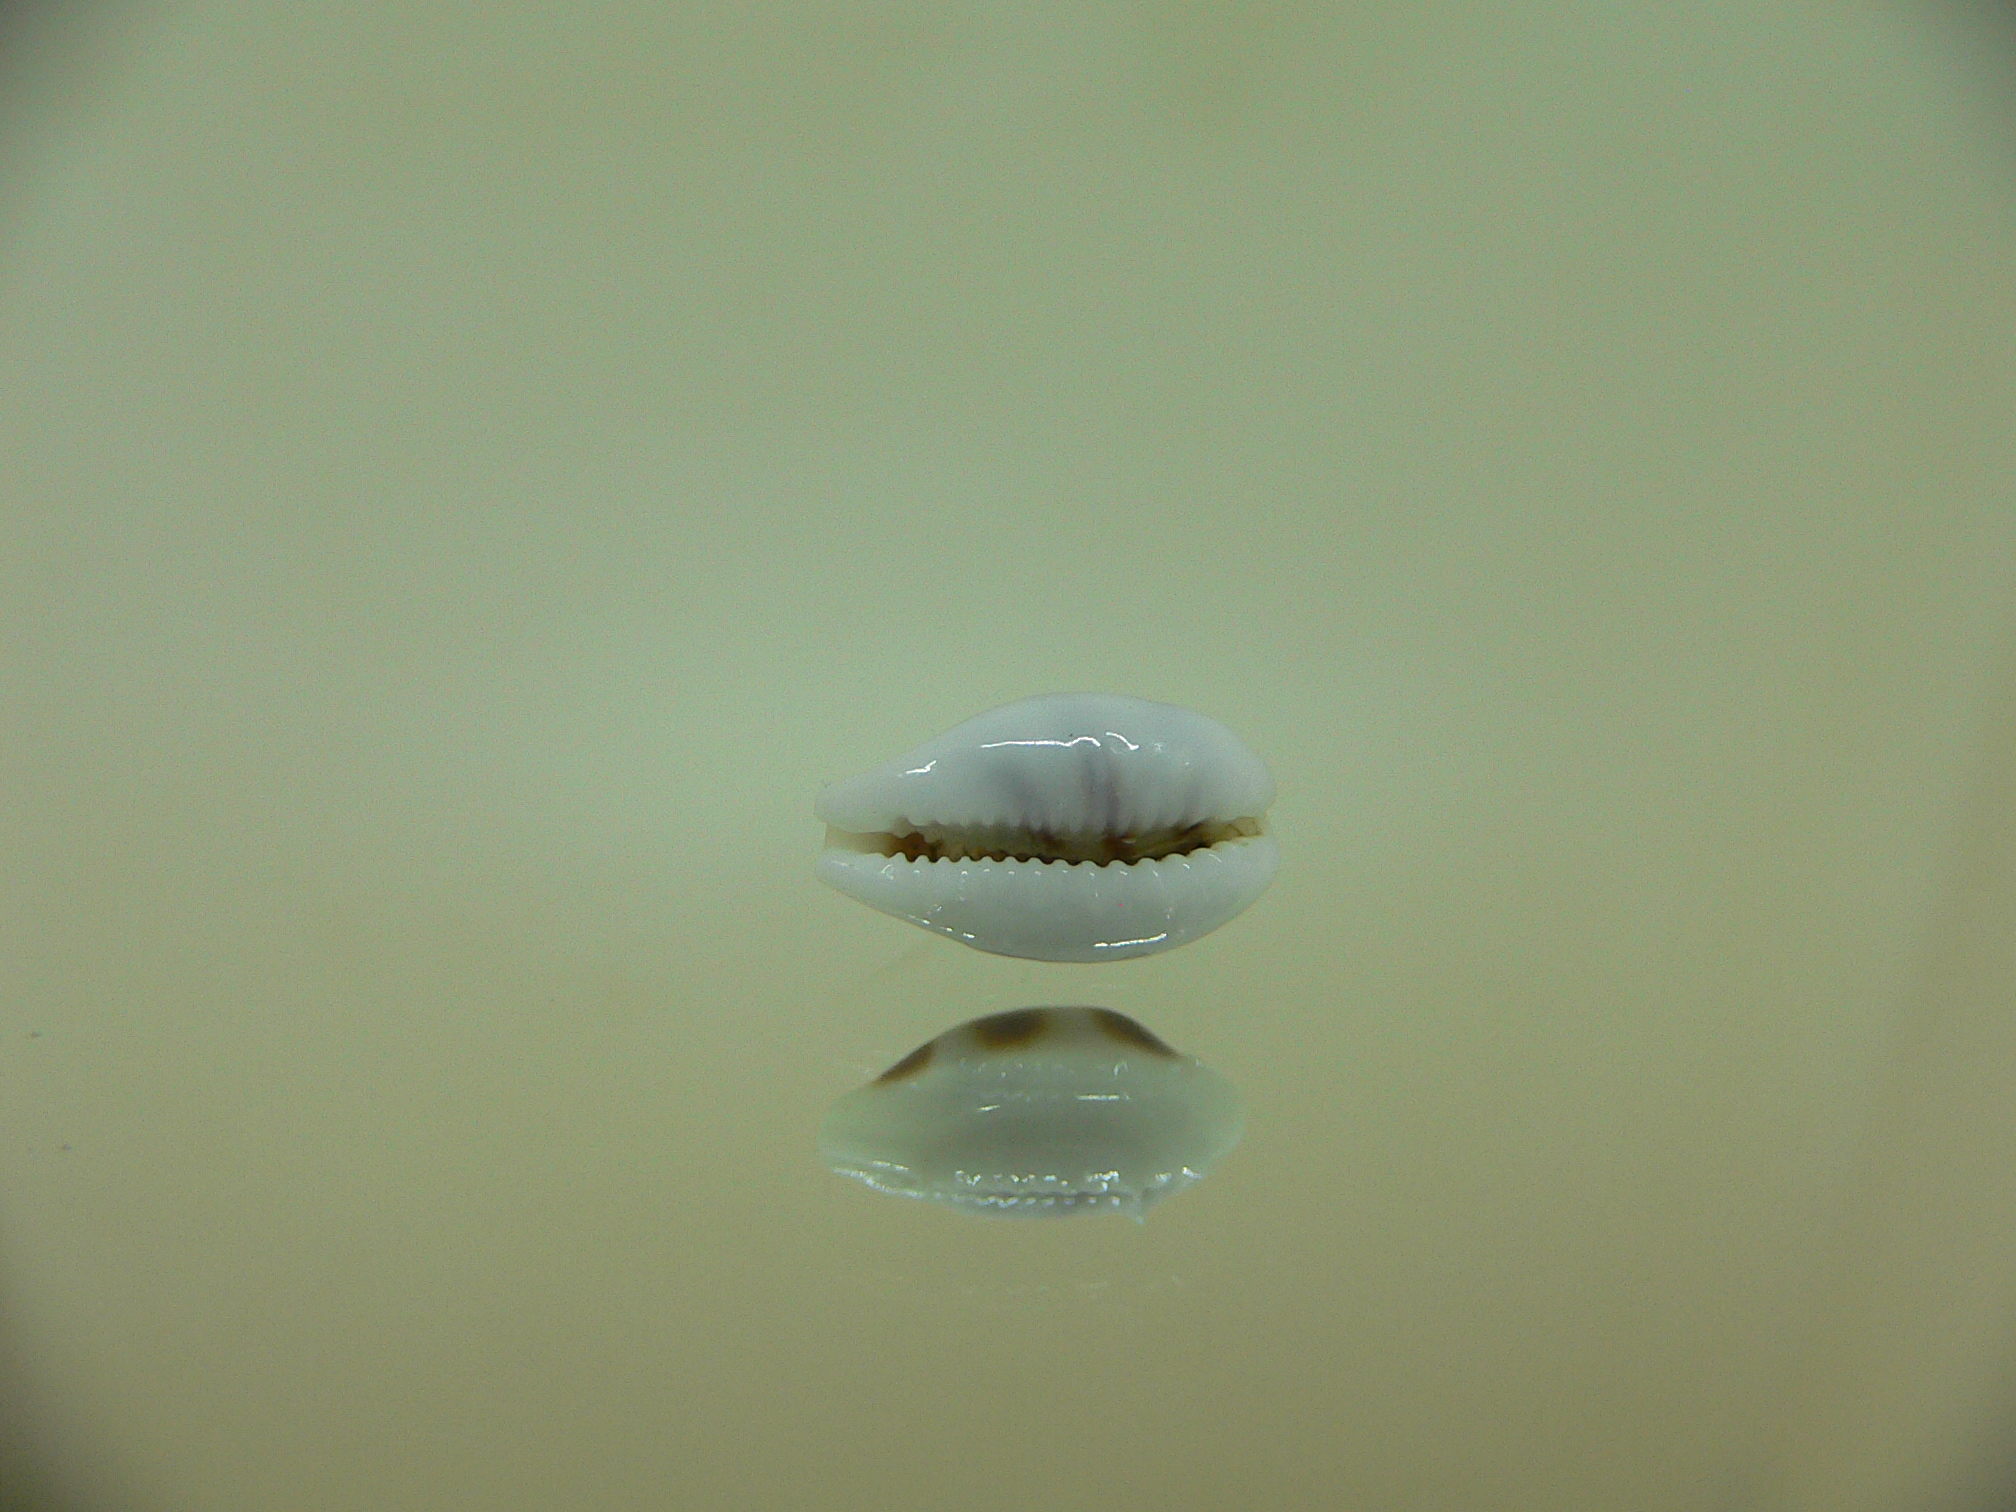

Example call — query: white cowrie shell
[815,694,1277,962]
[819,1007,1245,1221]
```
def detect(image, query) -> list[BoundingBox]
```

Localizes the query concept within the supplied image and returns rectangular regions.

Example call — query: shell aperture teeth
[815,694,1278,962]
[824,815,1265,867]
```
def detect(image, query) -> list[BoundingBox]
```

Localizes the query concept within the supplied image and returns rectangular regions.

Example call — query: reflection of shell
[819,1008,1245,1222]
[815,694,1277,961]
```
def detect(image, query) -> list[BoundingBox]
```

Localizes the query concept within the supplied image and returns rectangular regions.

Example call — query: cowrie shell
[815,694,1277,962]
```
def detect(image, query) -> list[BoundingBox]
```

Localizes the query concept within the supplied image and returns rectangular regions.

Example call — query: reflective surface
[3,4,2016,1511]
[820,1007,1245,1219]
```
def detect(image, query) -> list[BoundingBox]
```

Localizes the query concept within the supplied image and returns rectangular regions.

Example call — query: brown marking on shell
[875,1040,935,1083]
[971,1008,1051,1048]
[1090,1008,1179,1057]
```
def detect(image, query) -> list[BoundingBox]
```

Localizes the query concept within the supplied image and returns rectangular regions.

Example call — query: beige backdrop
[4,3,2016,1510]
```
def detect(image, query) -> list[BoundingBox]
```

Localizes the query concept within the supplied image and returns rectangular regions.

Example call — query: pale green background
[4,3,2016,1510]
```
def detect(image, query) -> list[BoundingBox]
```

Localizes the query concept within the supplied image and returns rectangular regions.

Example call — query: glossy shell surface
[815,694,1277,962]
[819,1007,1245,1221]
